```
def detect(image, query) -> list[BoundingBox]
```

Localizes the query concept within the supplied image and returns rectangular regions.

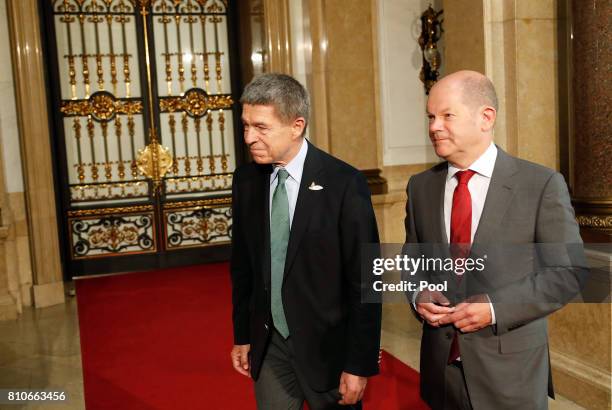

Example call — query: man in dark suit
[230,73,381,409]
[405,70,588,409]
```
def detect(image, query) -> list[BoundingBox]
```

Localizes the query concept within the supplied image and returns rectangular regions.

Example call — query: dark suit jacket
[231,141,382,392]
[405,147,589,410]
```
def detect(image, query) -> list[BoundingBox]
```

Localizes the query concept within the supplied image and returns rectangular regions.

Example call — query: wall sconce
[418,5,443,94]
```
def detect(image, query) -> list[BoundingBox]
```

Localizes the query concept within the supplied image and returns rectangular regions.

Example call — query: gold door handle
[137,136,173,192]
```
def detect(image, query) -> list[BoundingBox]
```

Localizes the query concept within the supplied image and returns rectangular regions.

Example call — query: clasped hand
[415,291,492,333]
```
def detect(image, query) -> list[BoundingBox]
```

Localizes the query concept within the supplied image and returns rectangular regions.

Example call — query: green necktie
[270,169,290,338]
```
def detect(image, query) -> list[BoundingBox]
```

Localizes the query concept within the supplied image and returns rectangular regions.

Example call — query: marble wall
[0,0,31,318]
[376,0,439,167]
[442,0,486,74]
[0,0,23,193]
[443,1,560,170]
[286,0,380,169]
[484,0,560,169]
[321,0,381,171]
[7,192,32,307]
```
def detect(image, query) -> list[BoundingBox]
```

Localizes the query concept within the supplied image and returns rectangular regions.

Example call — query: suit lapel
[472,147,518,246]
[258,164,273,289]
[283,141,324,279]
[430,165,449,245]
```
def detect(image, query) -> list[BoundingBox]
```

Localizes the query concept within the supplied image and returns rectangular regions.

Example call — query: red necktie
[448,169,476,364]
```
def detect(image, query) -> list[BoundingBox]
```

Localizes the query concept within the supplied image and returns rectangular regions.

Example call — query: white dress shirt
[444,142,498,325]
[269,139,308,228]
[444,143,497,243]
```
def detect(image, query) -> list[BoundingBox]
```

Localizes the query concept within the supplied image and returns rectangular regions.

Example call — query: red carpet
[76,263,426,409]
[363,351,429,409]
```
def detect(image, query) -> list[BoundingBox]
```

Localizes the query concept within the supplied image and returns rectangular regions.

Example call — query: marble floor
[0,293,586,409]
[0,296,84,409]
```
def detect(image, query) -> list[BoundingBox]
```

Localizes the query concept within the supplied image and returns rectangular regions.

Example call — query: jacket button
[446,332,453,339]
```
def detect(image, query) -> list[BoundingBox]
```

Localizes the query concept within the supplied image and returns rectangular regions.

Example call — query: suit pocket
[499,326,548,354]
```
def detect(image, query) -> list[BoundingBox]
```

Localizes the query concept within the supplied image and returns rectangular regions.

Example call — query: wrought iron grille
[47,0,237,261]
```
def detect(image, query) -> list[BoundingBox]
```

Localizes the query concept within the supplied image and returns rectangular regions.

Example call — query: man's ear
[292,117,306,139]
[480,106,496,132]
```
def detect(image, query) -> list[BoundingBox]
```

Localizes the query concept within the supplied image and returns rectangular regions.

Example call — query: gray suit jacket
[405,148,589,410]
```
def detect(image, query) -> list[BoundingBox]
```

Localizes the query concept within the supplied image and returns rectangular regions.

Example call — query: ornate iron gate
[42,0,243,276]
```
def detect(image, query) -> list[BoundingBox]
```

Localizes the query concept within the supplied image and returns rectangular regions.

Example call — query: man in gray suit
[405,70,588,409]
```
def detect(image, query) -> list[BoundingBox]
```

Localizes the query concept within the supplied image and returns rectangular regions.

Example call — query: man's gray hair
[461,75,499,112]
[240,73,310,124]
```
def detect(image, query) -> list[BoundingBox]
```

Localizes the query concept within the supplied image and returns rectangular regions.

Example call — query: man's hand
[437,294,492,332]
[415,290,455,327]
[230,344,251,377]
[338,372,367,405]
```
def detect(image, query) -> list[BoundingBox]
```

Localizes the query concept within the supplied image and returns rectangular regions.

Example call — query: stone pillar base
[32,281,65,308]
[551,350,611,410]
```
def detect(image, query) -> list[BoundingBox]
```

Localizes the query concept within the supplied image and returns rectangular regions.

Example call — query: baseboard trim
[551,349,611,409]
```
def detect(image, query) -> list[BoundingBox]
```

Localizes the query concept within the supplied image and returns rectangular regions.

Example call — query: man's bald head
[433,70,498,113]
[426,70,498,169]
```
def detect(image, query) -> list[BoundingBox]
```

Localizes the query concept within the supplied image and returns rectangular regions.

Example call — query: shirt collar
[271,138,308,185]
[447,142,498,180]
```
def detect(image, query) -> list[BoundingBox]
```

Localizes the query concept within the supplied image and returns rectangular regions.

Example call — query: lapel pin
[308,182,323,191]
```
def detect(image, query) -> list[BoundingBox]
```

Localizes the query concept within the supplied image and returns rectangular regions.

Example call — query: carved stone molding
[573,198,612,240]
[362,169,388,195]
[576,215,612,230]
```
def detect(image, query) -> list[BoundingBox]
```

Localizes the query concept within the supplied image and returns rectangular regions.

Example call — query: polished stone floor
[0,295,585,409]
[0,297,84,409]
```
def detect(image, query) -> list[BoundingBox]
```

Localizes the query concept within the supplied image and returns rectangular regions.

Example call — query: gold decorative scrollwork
[68,204,154,217]
[137,140,174,186]
[70,180,149,202]
[164,204,232,249]
[136,0,153,13]
[159,89,233,117]
[181,219,213,240]
[61,91,143,122]
[89,92,115,121]
[70,211,156,258]
[89,225,140,250]
[576,215,612,229]
[164,197,232,210]
[185,89,210,117]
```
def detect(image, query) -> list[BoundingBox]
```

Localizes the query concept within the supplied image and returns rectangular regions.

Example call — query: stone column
[263,0,293,74]
[570,0,612,242]
[7,0,64,307]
